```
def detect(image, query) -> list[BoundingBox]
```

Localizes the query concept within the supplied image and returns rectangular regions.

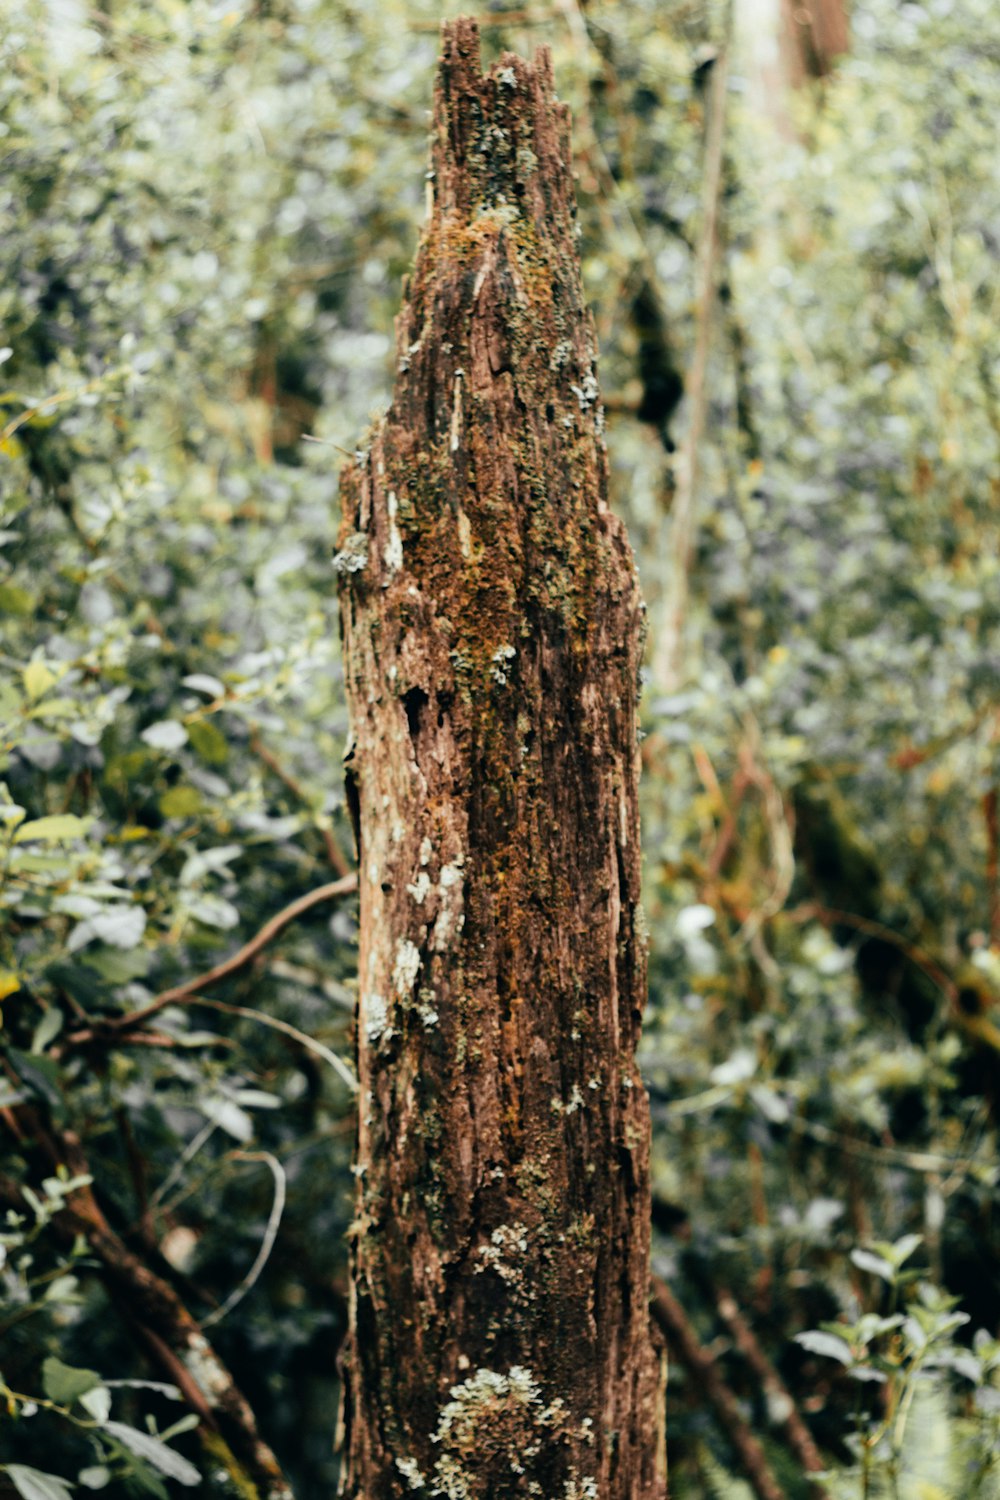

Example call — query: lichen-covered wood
[336,19,664,1498]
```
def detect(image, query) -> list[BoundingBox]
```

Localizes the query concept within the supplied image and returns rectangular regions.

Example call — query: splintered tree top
[338,18,620,678]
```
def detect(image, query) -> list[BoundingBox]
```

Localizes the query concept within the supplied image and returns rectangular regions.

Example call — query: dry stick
[806,903,953,995]
[714,1287,829,1495]
[651,1277,787,1500]
[66,873,357,1041]
[250,728,353,878]
[0,1131,293,1500]
[657,37,730,692]
[984,787,1000,946]
[798,900,1000,1056]
[190,995,358,1093]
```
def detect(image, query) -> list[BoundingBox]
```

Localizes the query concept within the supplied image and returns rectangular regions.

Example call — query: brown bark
[336,18,662,1499]
[780,0,850,85]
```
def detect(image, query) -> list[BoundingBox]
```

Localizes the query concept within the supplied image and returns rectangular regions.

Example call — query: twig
[0,1125,293,1500]
[67,873,357,1040]
[984,788,1000,945]
[190,997,358,1093]
[150,1120,218,1212]
[250,728,353,877]
[1,365,129,445]
[657,31,730,691]
[787,1112,994,1180]
[651,1277,787,1500]
[202,1152,285,1329]
[715,1287,828,1493]
[790,902,953,999]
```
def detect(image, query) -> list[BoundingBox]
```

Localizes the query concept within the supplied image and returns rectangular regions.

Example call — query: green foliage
[1,0,998,1494]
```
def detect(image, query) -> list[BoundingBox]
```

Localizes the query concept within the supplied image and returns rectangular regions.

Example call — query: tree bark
[780,0,849,84]
[336,18,663,1499]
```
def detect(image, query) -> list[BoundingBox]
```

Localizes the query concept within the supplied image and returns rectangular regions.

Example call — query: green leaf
[188,893,240,930]
[77,1469,110,1491]
[0,582,34,615]
[13,815,88,845]
[182,673,225,698]
[31,1006,64,1055]
[41,1355,102,1404]
[0,970,22,1000]
[140,720,188,752]
[6,1468,74,1500]
[199,1096,254,1142]
[6,1050,63,1115]
[43,1275,81,1305]
[158,785,202,818]
[79,1386,111,1422]
[795,1330,853,1365]
[22,661,57,700]
[851,1248,896,1282]
[90,907,146,949]
[187,718,228,765]
[102,1422,200,1486]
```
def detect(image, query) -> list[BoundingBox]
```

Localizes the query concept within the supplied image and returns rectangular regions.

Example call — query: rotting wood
[337,17,663,1498]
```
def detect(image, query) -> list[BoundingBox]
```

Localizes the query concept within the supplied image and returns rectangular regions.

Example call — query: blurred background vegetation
[1,0,998,1494]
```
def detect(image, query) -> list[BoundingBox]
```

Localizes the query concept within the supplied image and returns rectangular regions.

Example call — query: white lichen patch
[570,371,600,413]
[420,837,433,866]
[332,531,369,574]
[491,644,516,685]
[432,859,465,952]
[399,337,422,373]
[552,1083,586,1116]
[475,1222,529,1282]
[430,1366,571,1498]
[408,871,432,904]
[383,490,404,576]
[393,938,421,997]
[364,992,389,1043]
[184,1332,231,1405]
[549,339,572,371]
[417,988,439,1029]
[397,1456,427,1491]
[497,65,517,88]
[516,145,537,179]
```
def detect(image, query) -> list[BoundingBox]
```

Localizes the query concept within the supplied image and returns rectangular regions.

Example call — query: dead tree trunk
[336,20,664,1498]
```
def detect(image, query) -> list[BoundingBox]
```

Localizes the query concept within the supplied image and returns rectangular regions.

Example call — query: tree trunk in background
[780,0,850,83]
[336,18,663,1500]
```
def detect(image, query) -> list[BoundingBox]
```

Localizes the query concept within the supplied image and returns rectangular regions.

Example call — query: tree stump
[336,19,664,1497]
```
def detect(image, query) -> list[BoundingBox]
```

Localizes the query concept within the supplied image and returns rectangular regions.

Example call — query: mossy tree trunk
[336,20,664,1499]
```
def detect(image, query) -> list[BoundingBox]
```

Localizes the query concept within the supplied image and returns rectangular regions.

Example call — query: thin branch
[984,788,1000,945]
[191,997,358,1093]
[790,901,954,998]
[1,365,129,445]
[67,873,357,1041]
[202,1152,285,1329]
[657,32,730,691]
[250,728,353,878]
[651,1277,787,1500]
[0,1125,293,1500]
[787,1112,994,1180]
[715,1287,828,1493]
[150,1120,218,1211]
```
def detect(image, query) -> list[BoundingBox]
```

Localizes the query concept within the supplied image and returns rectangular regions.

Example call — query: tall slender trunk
[337,20,664,1498]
